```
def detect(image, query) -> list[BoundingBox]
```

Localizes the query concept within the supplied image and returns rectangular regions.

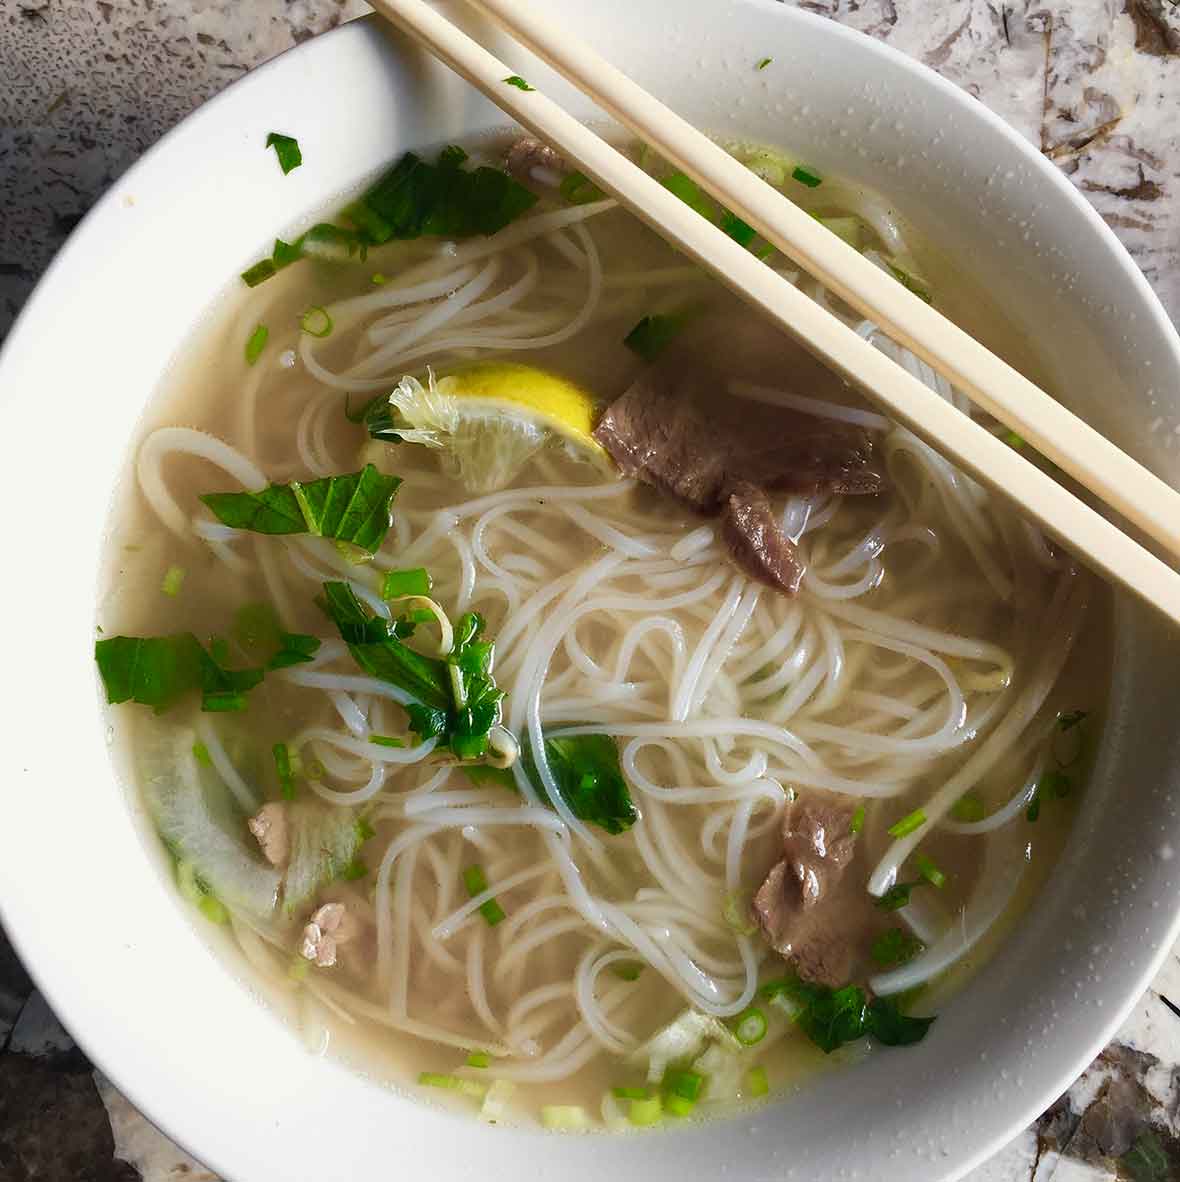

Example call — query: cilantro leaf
[200,464,401,553]
[265,132,302,175]
[520,732,637,835]
[761,974,934,1053]
[503,75,535,91]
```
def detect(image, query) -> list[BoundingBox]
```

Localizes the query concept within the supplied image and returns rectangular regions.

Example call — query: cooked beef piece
[720,480,806,594]
[505,137,564,183]
[592,317,886,591]
[752,797,862,987]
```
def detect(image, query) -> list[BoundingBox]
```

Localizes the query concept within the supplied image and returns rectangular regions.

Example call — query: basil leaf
[200,465,401,553]
[95,633,263,714]
[520,731,637,835]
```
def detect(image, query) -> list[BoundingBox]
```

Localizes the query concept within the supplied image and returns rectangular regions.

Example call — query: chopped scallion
[746,1065,769,1097]
[887,263,933,304]
[540,1105,590,1130]
[466,1051,492,1069]
[299,305,333,338]
[241,258,276,288]
[369,734,405,748]
[340,858,368,881]
[1002,429,1025,449]
[733,1006,768,1046]
[191,740,212,766]
[382,567,432,599]
[161,565,185,597]
[244,323,268,366]
[418,1072,487,1098]
[463,864,506,926]
[849,805,866,836]
[664,1094,696,1118]
[371,272,389,286]
[611,1085,649,1100]
[791,164,823,188]
[198,895,229,925]
[664,1069,704,1102]
[887,809,926,838]
[503,75,535,91]
[914,853,946,888]
[756,56,773,70]
[201,692,248,713]
[628,1096,662,1126]
[272,742,295,800]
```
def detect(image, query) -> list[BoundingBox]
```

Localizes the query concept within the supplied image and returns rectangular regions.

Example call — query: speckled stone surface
[2,2,1180,1180]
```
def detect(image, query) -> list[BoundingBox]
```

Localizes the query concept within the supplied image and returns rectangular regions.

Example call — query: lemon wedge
[384,362,609,493]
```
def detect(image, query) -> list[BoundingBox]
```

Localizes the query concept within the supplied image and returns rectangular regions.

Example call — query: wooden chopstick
[368,0,1180,629]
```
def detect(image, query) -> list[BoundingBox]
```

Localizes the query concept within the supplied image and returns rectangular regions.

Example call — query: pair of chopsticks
[369,0,1180,628]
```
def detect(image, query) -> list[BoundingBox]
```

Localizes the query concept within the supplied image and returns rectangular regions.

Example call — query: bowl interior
[2,3,1180,1180]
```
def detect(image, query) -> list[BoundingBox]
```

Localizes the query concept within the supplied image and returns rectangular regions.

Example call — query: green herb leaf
[559,170,604,205]
[272,742,295,800]
[624,312,689,362]
[241,258,277,288]
[887,263,933,304]
[871,928,924,968]
[244,324,269,366]
[95,633,264,714]
[876,880,922,911]
[360,147,538,242]
[503,75,535,91]
[756,56,773,70]
[719,211,757,247]
[519,731,638,835]
[761,974,934,1052]
[463,864,507,925]
[318,581,505,760]
[200,464,401,553]
[914,853,946,888]
[266,132,303,175]
[267,632,321,670]
[161,565,185,597]
[791,164,823,188]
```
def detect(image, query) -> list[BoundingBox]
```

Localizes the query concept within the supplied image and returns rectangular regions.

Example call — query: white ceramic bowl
[3,3,1180,1179]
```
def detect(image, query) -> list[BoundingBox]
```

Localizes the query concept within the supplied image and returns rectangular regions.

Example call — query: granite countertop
[2,2,1179,1179]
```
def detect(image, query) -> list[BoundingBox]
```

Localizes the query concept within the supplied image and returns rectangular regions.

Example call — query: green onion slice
[300,305,334,338]
[733,1006,768,1046]
[245,323,268,366]
[887,809,926,838]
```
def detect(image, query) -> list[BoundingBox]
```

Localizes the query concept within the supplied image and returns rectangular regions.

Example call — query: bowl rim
[3,6,1180,1181]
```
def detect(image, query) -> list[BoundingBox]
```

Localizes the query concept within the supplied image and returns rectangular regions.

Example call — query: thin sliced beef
[752,797,863,987]
[592,317,886,592]
[720,480,805,594]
